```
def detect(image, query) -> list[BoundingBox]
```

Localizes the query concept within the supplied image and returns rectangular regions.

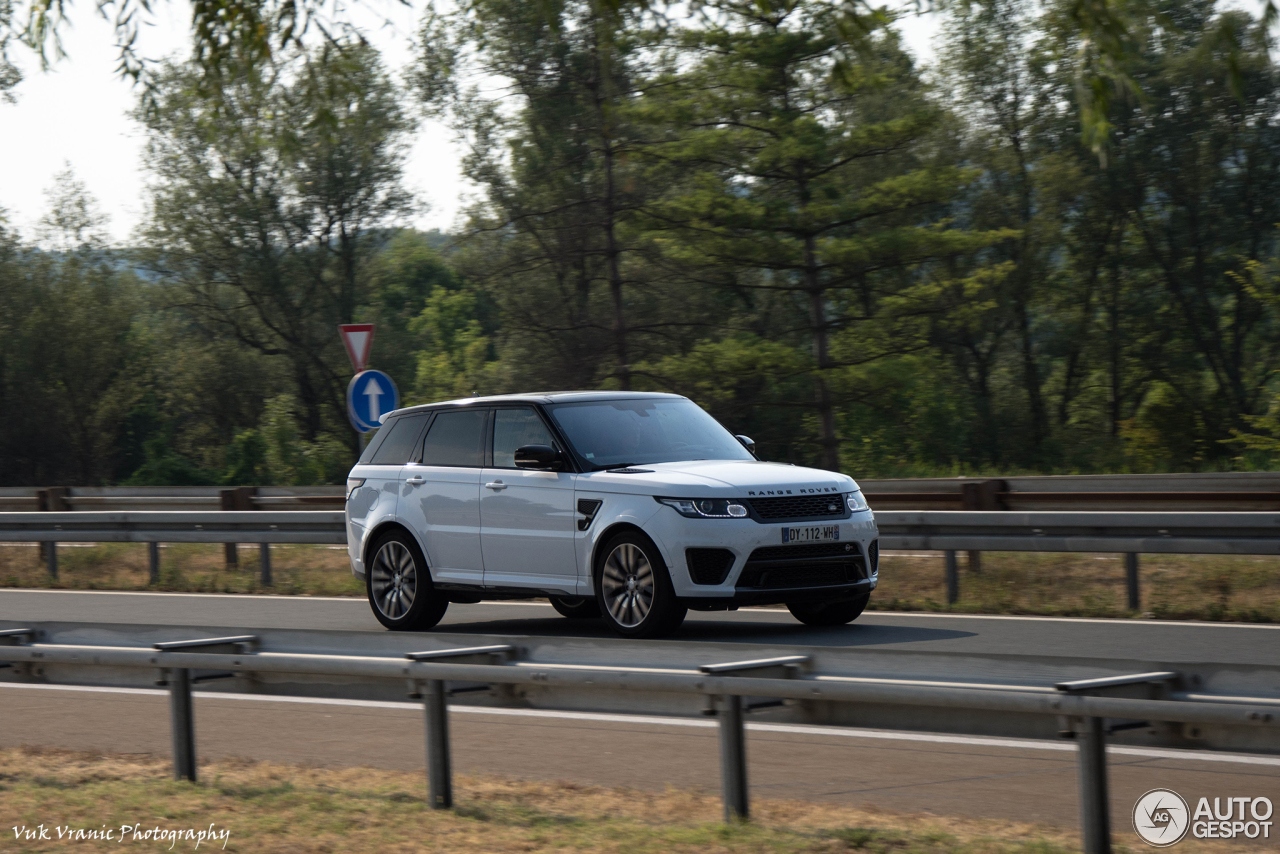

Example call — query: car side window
[420,409,488,467]
[491,408,557,468]
[369,414,430,465]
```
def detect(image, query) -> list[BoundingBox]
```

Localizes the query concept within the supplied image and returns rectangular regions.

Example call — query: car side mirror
[735,435,757,456]
[515,444,564,470]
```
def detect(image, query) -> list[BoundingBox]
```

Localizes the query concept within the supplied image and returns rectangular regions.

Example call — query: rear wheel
[595,532,686,639]
[786,593,869,627]
[549,596,601,619]
[366,531,449,631]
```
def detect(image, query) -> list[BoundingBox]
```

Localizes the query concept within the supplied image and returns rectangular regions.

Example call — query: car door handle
[485,481,506,490]
[406,476,425,486]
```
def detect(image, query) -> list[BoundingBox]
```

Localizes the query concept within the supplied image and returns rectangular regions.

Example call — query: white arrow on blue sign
[347,370,399,433]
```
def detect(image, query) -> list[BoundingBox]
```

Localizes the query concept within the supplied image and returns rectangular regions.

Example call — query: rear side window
[357,424,389,463]
[420,409,488,467]
[369,414,430,465]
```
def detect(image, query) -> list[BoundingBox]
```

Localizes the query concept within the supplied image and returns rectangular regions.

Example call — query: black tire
[594,531,687,639]
[549,596,601,619]
[366,530,449,631]
[787,593,870,627]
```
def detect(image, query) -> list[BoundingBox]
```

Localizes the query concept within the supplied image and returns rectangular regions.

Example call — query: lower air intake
[686,548,736,585]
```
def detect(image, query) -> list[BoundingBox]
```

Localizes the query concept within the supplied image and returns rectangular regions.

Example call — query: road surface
[0,588,1275,665]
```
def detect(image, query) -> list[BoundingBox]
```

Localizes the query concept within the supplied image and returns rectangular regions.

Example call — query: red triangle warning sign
[338,324,375,373]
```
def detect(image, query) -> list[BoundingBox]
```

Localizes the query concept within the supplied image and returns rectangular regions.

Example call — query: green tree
[640,0,999,470]
[413,0,697,391]
[0,171,142,484]
[136,40,414,454]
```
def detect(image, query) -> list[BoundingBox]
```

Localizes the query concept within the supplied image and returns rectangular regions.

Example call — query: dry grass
[0,543,362,597]
[869,551,1280,622]
[0,746,1259,854]
[2,542,1278,622]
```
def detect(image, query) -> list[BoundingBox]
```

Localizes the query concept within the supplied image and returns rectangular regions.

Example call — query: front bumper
[644,507,879,602]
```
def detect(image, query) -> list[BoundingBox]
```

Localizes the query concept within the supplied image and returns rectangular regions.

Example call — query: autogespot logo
[1134,789,1191,847]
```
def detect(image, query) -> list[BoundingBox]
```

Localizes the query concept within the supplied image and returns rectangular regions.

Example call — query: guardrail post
[1124,554,1140,611]
[220,487,256,567]
[154,636,259,782]
[405,646,517,809]
[424,679,452,808]
[259,543,272,587]
[698,654,810,823]
[1076,715,1111,854]
[717,694,749,821]
[148,542,161,585]
[945,550,959,605]
[169,667,197,782]
[37,487,69,575]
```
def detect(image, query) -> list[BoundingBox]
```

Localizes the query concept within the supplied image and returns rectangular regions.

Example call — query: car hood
[575,460,857,496]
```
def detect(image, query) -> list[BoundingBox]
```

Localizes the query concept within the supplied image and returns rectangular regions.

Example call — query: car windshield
[546,398,753,469]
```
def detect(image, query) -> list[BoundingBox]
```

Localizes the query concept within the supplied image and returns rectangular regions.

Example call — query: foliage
[6,0,1280,486]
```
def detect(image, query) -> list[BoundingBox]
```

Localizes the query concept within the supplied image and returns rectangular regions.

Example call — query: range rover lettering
[345,392,879,638]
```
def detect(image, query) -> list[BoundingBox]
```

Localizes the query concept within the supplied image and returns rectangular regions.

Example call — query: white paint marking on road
[852,612,1280,629]
[4,681,1278,767]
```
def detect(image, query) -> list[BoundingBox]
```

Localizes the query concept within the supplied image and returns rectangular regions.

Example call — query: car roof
[381,390,685,421]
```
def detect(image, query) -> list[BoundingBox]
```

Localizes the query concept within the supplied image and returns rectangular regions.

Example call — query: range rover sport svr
[345,392,879,638]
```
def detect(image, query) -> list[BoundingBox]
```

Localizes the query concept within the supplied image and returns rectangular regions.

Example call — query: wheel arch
[363,520,430,574]
[591,521,662,580]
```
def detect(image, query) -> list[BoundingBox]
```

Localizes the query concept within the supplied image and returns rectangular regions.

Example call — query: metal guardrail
[861,472,1280,511]
[0,486,346,512]
[0,629,1276,854]
[2,509,1276,607]
[7,472,1280,513]
[0,511,344,585]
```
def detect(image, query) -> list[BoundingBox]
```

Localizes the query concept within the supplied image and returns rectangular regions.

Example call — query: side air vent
[868,539,879,574]
[576,499,603,531]
[686,548,735,585]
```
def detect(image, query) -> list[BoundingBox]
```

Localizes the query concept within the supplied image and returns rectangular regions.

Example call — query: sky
[0,2,942,244]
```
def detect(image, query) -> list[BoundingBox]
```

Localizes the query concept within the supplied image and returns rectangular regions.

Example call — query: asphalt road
[1,588,1276,664]
[3,682,1278,834]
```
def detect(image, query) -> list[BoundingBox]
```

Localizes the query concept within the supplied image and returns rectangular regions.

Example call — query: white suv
[345,392,879,638]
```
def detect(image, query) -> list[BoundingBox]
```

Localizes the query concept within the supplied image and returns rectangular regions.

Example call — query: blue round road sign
[347,370,399,433]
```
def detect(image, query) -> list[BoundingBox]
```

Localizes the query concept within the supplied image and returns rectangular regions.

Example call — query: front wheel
[549,596,600,619]
[595,532,686,639]
[787,593,869,627]
[366,531,449,631]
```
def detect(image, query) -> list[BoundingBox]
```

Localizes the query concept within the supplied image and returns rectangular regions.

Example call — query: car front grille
[686,548,736,585]
[736,542,865,590]
[747,494,847,520]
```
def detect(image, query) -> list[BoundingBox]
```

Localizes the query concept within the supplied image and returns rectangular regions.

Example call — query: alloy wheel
[371,540,417,620]
[601,542,655,627]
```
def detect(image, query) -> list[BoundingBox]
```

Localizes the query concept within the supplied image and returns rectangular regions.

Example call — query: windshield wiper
[598,462,642,471]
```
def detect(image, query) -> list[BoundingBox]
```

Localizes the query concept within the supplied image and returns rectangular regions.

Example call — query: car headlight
[847,491,869,512]
[656,497,749,518]
[346,477,365,500]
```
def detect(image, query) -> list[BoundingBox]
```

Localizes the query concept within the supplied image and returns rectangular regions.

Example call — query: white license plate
[782,525,840,544]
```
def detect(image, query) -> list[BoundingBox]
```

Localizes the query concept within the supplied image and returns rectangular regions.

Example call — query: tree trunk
[803,232,839,471]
